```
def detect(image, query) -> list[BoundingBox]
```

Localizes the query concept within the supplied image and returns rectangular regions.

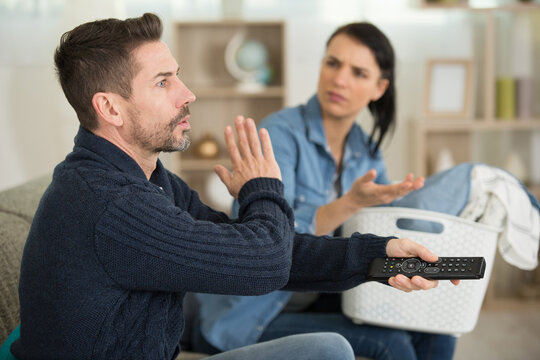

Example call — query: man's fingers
[259,128,276,161]
[412,276,439,290]
[235,116,251,160]
[390,275,439,292]
[414,243,438,263]
[224,125,241,167]
[214,165,231,189]
[245,118,263,158]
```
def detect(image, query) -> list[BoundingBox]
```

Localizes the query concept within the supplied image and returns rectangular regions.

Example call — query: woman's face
[317,33,389,123]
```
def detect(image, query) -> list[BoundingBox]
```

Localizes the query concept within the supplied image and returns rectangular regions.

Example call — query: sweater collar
[73,126,166,181]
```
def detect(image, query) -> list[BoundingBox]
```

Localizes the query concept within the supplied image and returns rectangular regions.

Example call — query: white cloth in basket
[460,164,539,270]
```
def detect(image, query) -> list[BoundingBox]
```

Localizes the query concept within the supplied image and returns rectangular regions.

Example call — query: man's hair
[54,13,163,130]
[326,22,396,157]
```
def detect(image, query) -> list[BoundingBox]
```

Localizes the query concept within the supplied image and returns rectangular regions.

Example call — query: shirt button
[299,195,305,202]
[257,326,264,332]
[294,221,298,228]
[276,301,283,307]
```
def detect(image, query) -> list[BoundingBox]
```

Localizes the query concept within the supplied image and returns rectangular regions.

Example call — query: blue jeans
[203,333,354,360]
[259,312,456,360]
[193,294,456,360]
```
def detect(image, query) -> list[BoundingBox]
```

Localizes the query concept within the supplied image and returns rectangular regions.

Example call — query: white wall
[0,0,483,190]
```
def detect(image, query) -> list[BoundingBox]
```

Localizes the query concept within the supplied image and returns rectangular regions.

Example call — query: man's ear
[371,78,390,102]
[91,92,124,127]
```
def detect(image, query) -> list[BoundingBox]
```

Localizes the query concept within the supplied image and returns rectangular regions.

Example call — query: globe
[225,32,271,92]
[235,40,268,72]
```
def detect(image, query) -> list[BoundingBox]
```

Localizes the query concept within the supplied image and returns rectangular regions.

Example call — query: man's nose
[176,80,196,108]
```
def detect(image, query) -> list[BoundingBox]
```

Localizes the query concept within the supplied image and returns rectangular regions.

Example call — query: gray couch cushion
[0,212,31,343]
[0,175,51,221]
[0,175,50,343]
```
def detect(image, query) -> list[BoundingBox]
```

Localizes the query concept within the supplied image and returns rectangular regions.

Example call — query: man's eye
[157,80,166,87]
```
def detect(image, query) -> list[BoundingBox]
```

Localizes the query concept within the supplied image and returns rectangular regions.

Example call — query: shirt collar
[304,94,369,159]
[304,95,327,147]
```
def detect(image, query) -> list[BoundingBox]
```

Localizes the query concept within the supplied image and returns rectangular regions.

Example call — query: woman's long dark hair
[326,22,396,157]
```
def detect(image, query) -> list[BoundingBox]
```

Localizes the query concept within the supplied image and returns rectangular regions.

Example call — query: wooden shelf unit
[413,3,540,177]
[171,20,286,211]
[415,1,540,309]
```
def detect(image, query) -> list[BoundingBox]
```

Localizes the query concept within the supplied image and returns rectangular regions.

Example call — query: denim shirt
[231,94,390,232]
[196,95,390,351]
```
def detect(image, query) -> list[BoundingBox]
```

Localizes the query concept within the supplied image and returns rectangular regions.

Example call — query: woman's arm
[314,170,424,235]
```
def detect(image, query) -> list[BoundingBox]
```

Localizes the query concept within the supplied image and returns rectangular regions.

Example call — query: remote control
[367,257,486,282]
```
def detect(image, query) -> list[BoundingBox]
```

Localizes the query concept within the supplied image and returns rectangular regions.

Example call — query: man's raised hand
[214,116,282,199]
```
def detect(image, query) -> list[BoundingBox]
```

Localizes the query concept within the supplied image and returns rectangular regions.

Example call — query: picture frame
[423,59,474,119]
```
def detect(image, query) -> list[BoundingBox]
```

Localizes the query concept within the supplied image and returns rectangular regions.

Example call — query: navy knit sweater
[12,127,390,359]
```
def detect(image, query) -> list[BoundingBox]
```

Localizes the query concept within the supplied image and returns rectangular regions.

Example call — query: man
[11,13,442,360]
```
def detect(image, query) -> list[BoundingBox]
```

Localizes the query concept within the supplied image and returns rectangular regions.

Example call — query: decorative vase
[205,172,234,213]
[496,77,516,120]
[195,134,220,159]
[516,77,533,119]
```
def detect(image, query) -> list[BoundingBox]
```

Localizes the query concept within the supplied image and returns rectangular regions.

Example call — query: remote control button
[424,267,440,273]
[401,258,421,273]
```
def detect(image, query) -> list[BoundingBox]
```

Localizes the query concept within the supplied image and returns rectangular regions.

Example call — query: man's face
[317,33,388,123]
[124,40,196,153]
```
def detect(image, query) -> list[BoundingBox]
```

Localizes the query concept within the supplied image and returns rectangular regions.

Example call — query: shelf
[177,156,231,172]
[193,86,285,99]
[171,20,286,211]
[173,20,285,27]
[420,1,540,11]
[414,119,540,133]
[173,20,285,90]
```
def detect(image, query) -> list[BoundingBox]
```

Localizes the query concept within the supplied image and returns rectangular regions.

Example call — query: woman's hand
[385,238,460,292]
[215,116,282,199]
[345,169,424,210]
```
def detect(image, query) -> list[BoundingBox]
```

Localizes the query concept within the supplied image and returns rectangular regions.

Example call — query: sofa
[0,175,206,359]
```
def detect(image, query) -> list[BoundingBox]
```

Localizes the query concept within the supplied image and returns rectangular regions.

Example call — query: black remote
[367,257,486,281]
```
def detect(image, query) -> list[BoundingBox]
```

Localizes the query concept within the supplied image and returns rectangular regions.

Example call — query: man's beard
[129,106,191,153]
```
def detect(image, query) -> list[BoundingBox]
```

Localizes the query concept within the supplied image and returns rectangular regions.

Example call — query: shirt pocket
[293,181,327,208]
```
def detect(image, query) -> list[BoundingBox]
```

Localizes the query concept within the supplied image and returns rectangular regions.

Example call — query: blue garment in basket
[390,162,539,215]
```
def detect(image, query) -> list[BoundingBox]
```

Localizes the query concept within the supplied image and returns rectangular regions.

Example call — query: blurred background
[1,1,539,358]
[2,0,539,193]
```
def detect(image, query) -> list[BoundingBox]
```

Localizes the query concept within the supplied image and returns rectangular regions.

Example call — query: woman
[194,22,456,360]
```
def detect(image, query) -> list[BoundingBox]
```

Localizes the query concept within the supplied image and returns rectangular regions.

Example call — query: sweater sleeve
[282,232,392,292]
[94,178,295,296]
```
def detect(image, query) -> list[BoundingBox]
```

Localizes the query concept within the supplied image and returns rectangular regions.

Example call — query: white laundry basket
[341,207,500,335]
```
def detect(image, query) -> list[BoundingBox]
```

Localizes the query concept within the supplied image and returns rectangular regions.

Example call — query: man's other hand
[215,116,282,199]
